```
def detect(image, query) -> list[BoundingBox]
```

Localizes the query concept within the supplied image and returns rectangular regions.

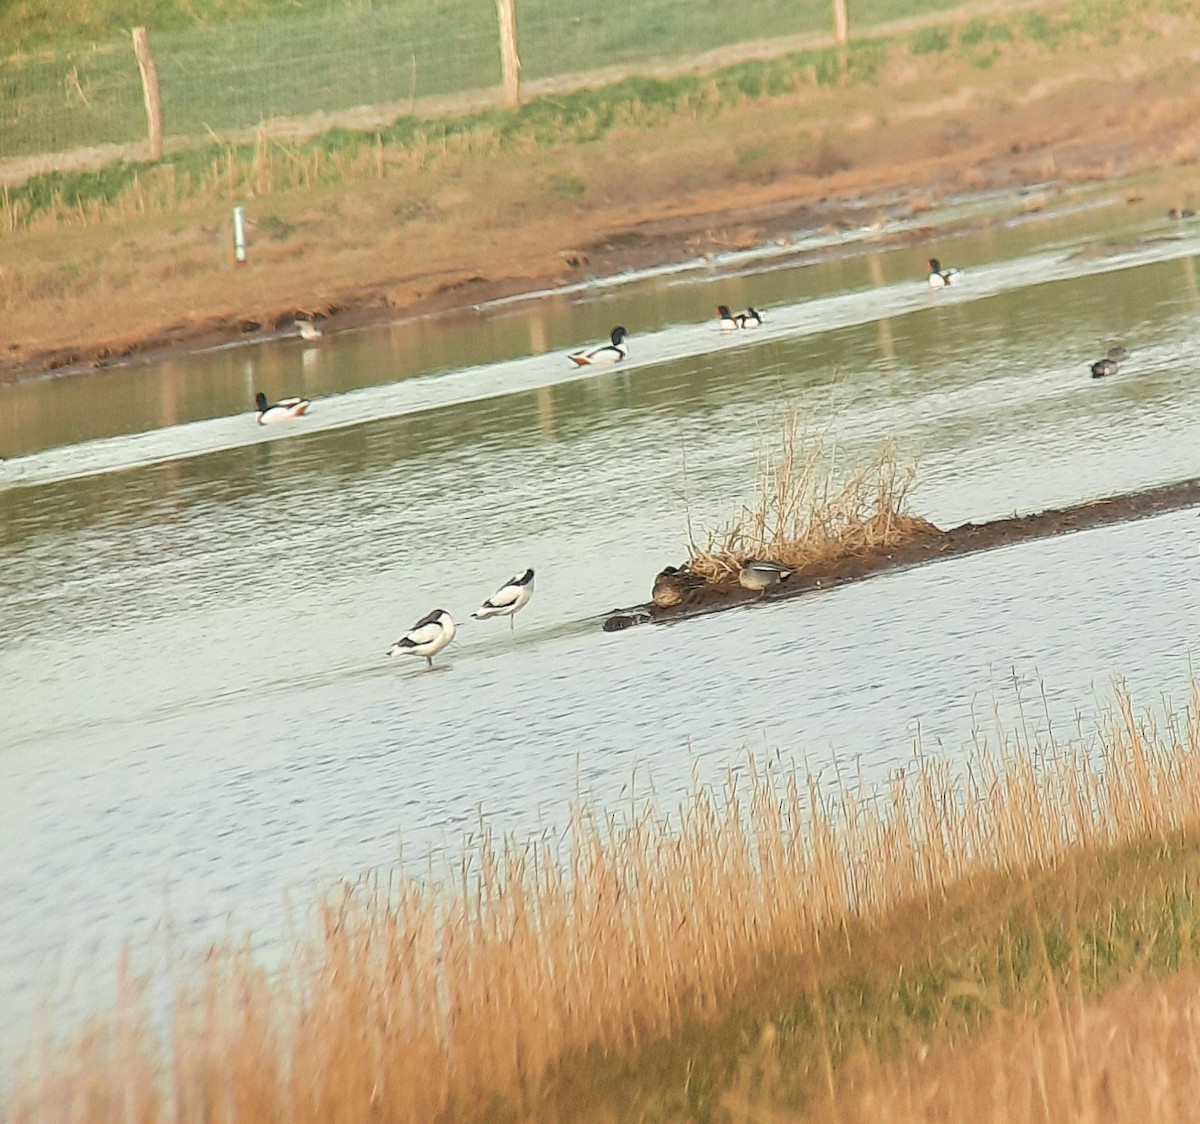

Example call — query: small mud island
[604,434,1200,631]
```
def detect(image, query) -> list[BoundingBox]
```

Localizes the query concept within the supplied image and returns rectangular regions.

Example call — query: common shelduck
[296,319,323,341]
[926,258,961,288]
[738,560,793,592]
[387,609,457,668]
[254,391,311,425]
[715,305,764,330]
[472,569,534,631]
[1090,358,1118,379]
[568,326,628,366]
[1106,345,1129,362]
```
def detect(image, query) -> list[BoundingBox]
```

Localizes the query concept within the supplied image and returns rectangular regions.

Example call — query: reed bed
[687,414,936,583]
[8,681,1200,1122]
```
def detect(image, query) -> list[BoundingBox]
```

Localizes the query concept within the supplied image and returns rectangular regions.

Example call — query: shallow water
[2,189,1200,1064]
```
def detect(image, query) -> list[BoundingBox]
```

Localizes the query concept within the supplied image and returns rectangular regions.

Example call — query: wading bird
[472,569,535,631]
[387,609,457,669]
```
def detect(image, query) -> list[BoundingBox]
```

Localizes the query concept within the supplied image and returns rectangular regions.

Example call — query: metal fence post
[496,0,521,107]
[131,27,164,159]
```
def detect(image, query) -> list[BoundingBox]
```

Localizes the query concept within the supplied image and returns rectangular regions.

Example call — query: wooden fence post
[132,27,164,159]
[495,0,521,107]
[832,0,849,45]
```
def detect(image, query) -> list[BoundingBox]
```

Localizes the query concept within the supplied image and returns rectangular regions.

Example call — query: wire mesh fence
[0,0,984,166]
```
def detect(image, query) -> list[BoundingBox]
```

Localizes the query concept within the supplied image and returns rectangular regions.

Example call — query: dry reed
[686,411,935,583]
[7,680,1200,1123]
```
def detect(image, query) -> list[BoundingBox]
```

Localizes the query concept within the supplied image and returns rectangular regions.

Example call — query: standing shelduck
[254,391,311,425]
[387,609,457,669]
[926,258,961,288]
[567,327,628,366]
[472,569,534,631]
[716,305,764,330]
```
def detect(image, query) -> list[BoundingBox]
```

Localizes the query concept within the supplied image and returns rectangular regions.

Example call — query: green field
[0,0,979,161]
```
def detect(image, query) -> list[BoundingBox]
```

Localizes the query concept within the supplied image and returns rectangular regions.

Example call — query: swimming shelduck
[1106,345,1129,362]
[1090,358,1118,379]
[254,391,311,425]
[568,326,628,366]
[472,569,534,631]
[387,609,457,668]
[296,319,322,341]
[926,258,961,288]
[715,305,764,330]
[738,560,793,592]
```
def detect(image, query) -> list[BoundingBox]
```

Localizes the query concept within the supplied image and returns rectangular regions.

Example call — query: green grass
[1,43,890,223]
[0,0,995,162]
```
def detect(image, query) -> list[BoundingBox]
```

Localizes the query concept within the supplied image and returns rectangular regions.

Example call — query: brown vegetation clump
[686,412,938,584]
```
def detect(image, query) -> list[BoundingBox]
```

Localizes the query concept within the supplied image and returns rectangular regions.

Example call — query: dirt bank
[4,10,1200,384]
[602,479,1200,630]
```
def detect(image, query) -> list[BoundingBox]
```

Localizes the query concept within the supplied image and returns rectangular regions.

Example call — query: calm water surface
[2,193,1199,1063]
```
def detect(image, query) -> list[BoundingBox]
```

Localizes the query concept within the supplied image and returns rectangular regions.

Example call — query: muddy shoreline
[602,479,1200,630]
[0,186,1048,386]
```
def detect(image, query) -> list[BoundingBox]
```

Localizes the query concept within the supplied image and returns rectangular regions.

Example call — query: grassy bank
[0,0,996,162]
[4,0,1193,228]
[8,681,1200,1122]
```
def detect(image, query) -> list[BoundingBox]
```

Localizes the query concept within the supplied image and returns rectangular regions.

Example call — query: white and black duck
[926,258,961,288]
[254,391,311,425]
[715,305,764,330]
[568,326,628,366]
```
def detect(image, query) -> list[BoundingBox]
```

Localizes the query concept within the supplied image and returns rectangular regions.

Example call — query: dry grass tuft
[686,411,936,583]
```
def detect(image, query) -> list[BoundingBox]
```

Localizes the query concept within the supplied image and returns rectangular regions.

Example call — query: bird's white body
[473,569,535,630]
[568,327,628,366]
[296,320,323,341]
[255,392,311,425]
[388,609,457,668]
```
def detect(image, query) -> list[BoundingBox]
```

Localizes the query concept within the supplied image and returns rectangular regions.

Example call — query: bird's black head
[255,392,268,410]
[927,258,941,272]
[716,305,732,318]
[611,326,628,344]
